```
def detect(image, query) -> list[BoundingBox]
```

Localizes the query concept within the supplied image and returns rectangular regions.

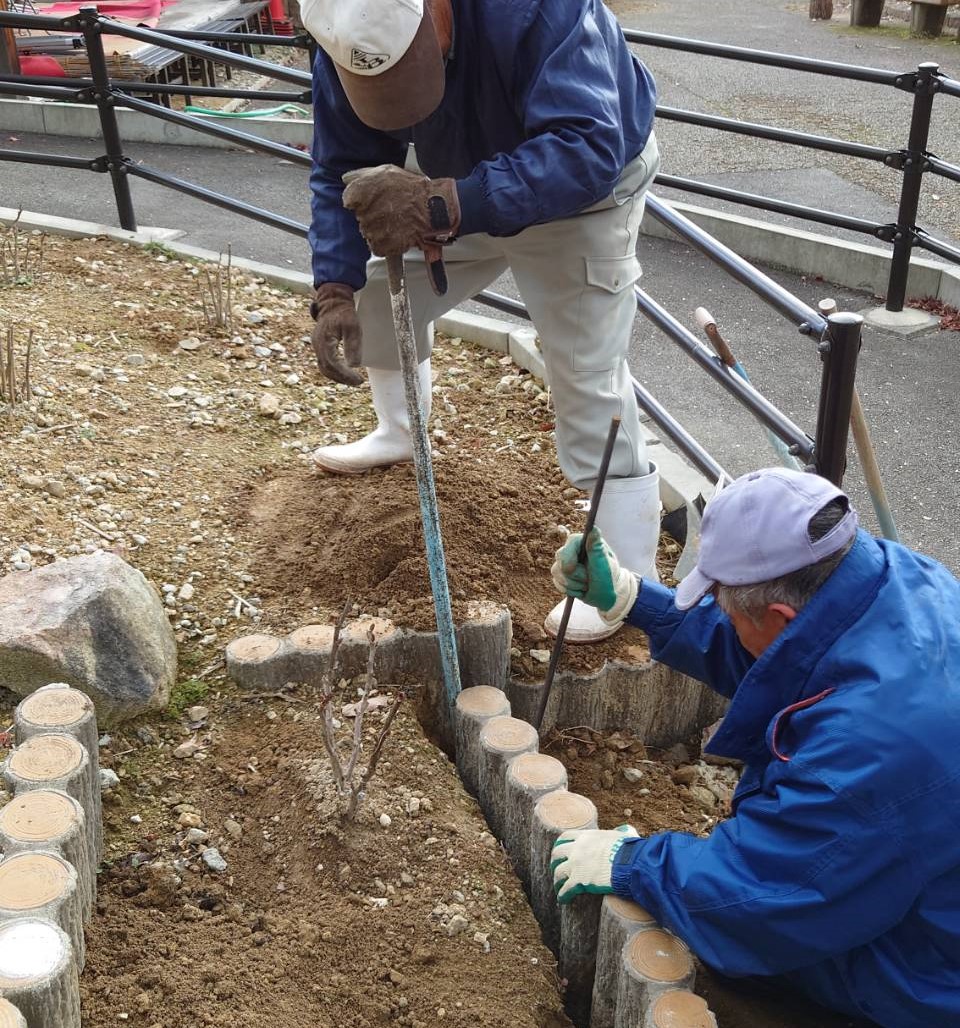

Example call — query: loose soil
[0,234,870,1028]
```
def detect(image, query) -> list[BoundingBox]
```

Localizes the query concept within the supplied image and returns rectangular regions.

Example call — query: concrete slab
[860,305,943,335]
[0,206,182,244]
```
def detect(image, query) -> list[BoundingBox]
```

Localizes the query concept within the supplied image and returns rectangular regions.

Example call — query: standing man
[302,0,661,642]
[549,468,960,1028]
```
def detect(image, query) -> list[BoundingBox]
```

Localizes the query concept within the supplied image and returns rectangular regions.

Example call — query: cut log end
[17,686,93,732]
[225,633,284,664]
[606,895,655,924]
[0,790,81,844]
[0,852,72,911]
[286,624,335,653]
[479,715,538,756]
[626,929,695,985]
[0,998,27,1028]
[648,990,717,1028]
[507,752,567,791]
[6,735,84,784]
[456,685,510,718]
[0,919,79,1028]
[535,790,597,832]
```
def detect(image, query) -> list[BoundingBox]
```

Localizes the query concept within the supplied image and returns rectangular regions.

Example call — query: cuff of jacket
[611,837,648,899]
[625,578,678,631]
[456,174,489,237]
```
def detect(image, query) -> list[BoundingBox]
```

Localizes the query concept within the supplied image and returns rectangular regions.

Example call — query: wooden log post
[0,852,84,971]
[454,686,511,798]
[14,685,102,861]
[503,753,567,893]
[560,891,604,1028]
[614,929,696,1028]
[809,0,833,18]
[0,791,93,918]
[0,919,80,1028]
[3,736,99,874]
[477,715,538,839]
[225,634,292,690]
[0,998,27,1028]
[911,1,948,36]
[644,990,718,1028]
[851,0,884,25]
[591,896,657,1028]
[530,791,597,954]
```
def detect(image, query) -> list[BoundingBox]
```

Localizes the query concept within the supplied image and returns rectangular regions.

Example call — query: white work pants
[355,134,660,491]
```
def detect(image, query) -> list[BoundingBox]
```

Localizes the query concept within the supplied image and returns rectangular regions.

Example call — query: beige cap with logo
[301,0,445,131]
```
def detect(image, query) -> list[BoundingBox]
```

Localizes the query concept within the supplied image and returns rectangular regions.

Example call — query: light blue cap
[674,468,858,611]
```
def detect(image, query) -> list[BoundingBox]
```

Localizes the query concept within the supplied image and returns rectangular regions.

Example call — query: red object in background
[20,54,66,76]
[268,0,293,34]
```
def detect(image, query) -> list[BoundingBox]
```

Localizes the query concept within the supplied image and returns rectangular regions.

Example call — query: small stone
[177,582,195,602]
[19,474,45,492]
[173,740,202,759]
[178,337,203,352]
[130,814,142,825]
[379,813,392,828]
[259,393,281,417]
[167,385,189,398]
[689,785,718,812]
[44,480,67,499]
[671,765,699,787]
[600,769,615,790]
[406,797,421,817]
[202,848,228,873]
[246,311,265,324]
[125,354,146,366]
[178,812,203,829]
[184,828,209,845]
[446,914,469,937]
[224,818,243,839]
[99,768,120,791]
[473,931,490,953]
[529,649,551,664]
[187,705,209,722]
[622,767,644,784]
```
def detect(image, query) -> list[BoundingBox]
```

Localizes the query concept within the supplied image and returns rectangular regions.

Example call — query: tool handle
[534,416,622,731]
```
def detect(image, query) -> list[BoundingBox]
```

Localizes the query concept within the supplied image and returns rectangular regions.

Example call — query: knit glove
[342,165,460,258]
[551,826,640,904]
[551,528,639,624]
[310,282,364,388]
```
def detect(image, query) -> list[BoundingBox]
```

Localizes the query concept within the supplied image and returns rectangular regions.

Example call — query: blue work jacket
[612,530,960,1028]
[309,0,657,289]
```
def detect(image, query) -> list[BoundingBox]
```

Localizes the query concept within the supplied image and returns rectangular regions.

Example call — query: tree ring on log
[0,852,71,909]
[18,688,93,731]
[626,929,694,983]
[649,989,716,1027]
[536,790,597,831]
[0,791,79,843]
[7,736,84,782]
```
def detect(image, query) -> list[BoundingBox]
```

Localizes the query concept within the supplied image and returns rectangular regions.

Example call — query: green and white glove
[550,528,639,624]
[551,825,640,904]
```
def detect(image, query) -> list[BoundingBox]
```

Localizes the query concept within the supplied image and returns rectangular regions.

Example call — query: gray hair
[714,498,854,624]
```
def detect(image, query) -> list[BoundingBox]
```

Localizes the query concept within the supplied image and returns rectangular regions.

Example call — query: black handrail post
[886,62,939,313]
[77,6,137,231]
[814,313,862,486]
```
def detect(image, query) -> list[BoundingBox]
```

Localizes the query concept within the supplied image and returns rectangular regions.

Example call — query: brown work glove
[310,283,364,387]
[342,165,460,259]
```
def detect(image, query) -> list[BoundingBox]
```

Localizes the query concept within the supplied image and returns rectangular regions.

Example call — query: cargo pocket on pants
[573,254,643,372]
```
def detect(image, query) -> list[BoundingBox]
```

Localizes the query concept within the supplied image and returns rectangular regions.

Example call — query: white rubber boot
[312,361,432,474]
[544,464,661,643]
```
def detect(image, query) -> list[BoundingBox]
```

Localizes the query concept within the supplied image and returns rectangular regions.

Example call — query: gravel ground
[612,0,960,248]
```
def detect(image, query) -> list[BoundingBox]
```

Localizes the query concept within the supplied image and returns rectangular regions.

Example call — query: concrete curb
[644,199,960,309]
[0,683,109,1028]
[0,98,313,150]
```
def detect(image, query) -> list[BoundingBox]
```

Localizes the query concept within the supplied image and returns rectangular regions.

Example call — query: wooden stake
[503,752,566,892]
[614,929,695,1028]
[0,790,94,918]
[3,735,99,878]
[477,716,538,840]
[560,890,604,1027]
[644,990,717,1028]
[454,686,511,797]
[0,998,27,1028]
[592,896,657,1028]
[15,685,102,860]
[0,919,80,1028]
[530,791,597,954]
[0,852,84,971]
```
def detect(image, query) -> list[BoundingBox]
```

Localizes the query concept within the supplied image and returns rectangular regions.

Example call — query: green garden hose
[184,104,309,119]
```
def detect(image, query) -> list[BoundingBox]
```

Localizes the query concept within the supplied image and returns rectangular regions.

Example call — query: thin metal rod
[94,16,312,86]
[119,91,312,165]
[160,28,308,46]
[0,72,309,101]
[939,75,960,99]
[887,63,939,312]
[814,313,863,486]
[622,28,903,86]
[635,287,816,461]
[79,7,136,231]
[645,193,828,336]
[925,155,960,185]
[126,163,309,237]
[656,174,887,238]
[913,229,960,265]
[0,79,83,99]
[0,10,67,29]
[386,253,461,708]
[657,105,891,163]
[535,417,621,732]
[0,148,97,170]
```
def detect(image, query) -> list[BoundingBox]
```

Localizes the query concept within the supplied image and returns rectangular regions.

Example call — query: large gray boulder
[0,553,176,722]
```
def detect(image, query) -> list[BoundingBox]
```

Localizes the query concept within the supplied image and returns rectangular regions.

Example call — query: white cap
[302,0,445,131]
